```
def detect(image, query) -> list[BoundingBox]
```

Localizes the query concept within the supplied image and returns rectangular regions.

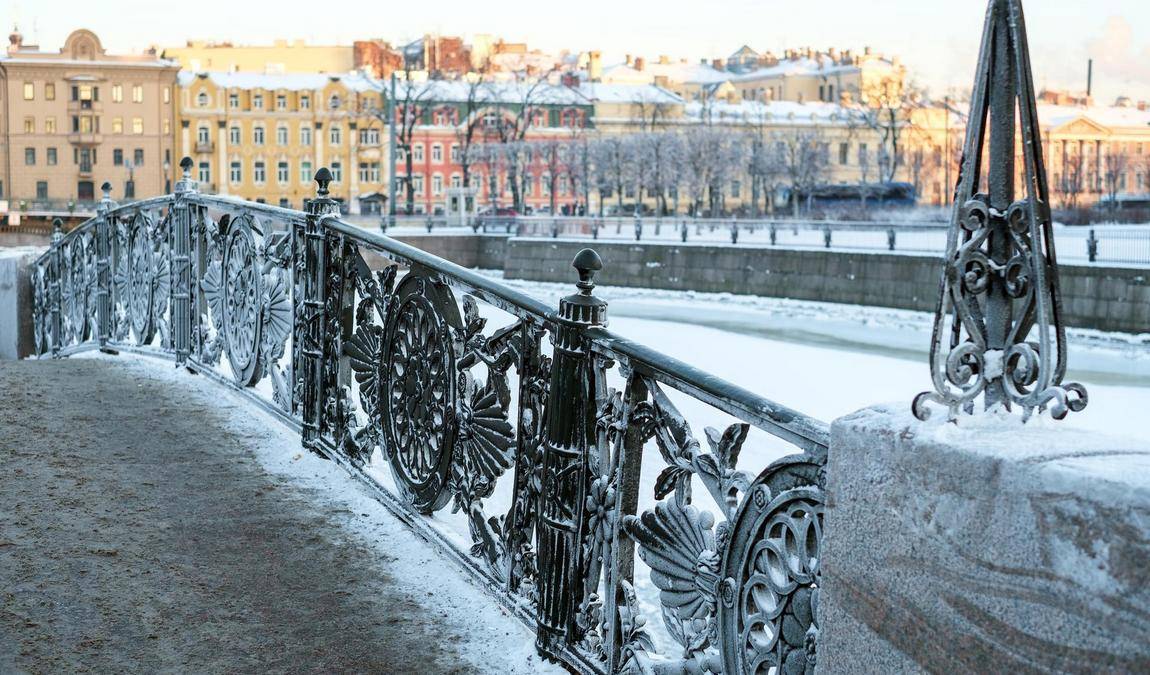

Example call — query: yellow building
[730,48,905,106]
[176,71,387,212]
[0,28,179,206]
[161,40,353,75]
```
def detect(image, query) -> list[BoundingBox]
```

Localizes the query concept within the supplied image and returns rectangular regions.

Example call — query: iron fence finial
[914,0,1087,422]
[179,156,193,181]
[314,167,333,198]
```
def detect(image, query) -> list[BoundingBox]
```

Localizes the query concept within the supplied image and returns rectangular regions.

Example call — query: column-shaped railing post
[171,157,196,365]
[95,182,116,350]
[536,248,607,659]
[296,168,339,449]
[49,218,64,357]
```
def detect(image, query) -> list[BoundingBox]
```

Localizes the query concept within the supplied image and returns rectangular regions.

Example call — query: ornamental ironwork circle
[33,266,47,353]
[127,216,154,344]
[720,460,824,675]
[380,274,460,514]
[67,238,89,343]
[221,218,263,385]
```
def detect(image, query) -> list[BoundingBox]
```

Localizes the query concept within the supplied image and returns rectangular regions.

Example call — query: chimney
[625,54,633,67]
[634,56,645,71]
[588,50,602,81]
[659,54,670,65]
[712,58,724,70]
[1087,58,1093,98]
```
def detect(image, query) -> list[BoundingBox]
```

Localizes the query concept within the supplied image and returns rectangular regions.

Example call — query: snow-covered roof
[602,62,729,85]
[395,79,590,106]
[575,82,683,104]
[1037,104,1150,131]
[730,57,881,82]
[177,71,380,92]
[684,99,864,125]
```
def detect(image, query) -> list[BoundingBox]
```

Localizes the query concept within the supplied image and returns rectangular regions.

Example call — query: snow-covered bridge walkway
[0,355,559,674]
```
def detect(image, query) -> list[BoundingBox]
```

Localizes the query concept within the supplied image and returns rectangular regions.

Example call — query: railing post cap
[179,156,194,176]
[314,167,333,197]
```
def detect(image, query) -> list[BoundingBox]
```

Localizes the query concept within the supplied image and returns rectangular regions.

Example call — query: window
[300,159,313,184]
[197,91,209,107]
[300,94,310,110]
[23,82,34,100]
[331,161,343,182]
[23,118,34,133]
[277,160,289,184]
[328,94,341,110]
[37,181,48,199]
[25,148,35,165]
[47,147,57,165]
[450,144,460,162]
[253,126,265,145]
[275,94,286,110]
[45,83,55,100]
[198,161,211,183]
[112,117,123,134]
[450,174,461,188]
[276,125,288,146]
[163,86,170,104]
[432,174,443,196]
[412,174,424,195]
[329,125,342,145]
[197,126,210,144]
[45,118,56,134]
[229,92,239,109]
[359,162,380,183]
[253,160,266,184]
[839,143,849,165]
[112,84,123,102]
[413,144,424,162]
[731,180,741,198]
[134,149,144,166]
[431,144,442,162]
[132,118,143,134]
[300,125,313,145]
[252,93,264,109]
[279,198,290,208]
[230,160,242,183]
[359,128,380,145]
[132,85,143,103]
[113,149,124,166]
[229,126,241,145]
[163,119,170,134]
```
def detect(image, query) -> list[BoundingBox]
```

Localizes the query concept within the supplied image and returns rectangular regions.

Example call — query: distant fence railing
[372,214,1150,267]
[32,167,827,674]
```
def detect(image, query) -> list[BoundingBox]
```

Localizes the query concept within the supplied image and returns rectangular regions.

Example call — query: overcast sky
[3,0,1147,103]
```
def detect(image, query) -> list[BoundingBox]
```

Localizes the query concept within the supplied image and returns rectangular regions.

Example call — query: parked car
[478,207,519,217]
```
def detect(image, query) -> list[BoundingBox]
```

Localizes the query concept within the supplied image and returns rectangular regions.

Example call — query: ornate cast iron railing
[914,0,1088,422]
[32,158,828,674]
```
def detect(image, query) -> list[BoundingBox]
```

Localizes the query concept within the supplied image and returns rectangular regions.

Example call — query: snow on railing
[32,159,827,674]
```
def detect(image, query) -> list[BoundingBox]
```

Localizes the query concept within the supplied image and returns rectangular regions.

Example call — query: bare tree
[533,137,569,214]
[1103,143,1131,212]
[641,131,684,216]
[454,78,492,191]
[592,135,629,215]
[391,71,434,214]
[775,128,831,216]
[1060,149,1086,211]
[487,71,560,212]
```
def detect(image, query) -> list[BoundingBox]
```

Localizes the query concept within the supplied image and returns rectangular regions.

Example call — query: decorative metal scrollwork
[718,457,824,675]
[126,213,155,344]
[380,272,461,513]
[221,217,263,384]
[914,0,1086,422]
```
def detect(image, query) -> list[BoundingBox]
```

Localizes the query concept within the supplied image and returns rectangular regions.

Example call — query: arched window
[196,91,209,107]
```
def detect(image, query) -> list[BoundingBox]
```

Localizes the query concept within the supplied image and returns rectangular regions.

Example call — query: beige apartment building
[0,28,179,206]
[161,40,353,75]
[176,71,387,211]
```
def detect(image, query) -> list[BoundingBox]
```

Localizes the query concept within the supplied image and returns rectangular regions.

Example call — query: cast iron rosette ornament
[914,0,1087,422]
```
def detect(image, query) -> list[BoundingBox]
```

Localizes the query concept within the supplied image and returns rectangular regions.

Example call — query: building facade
[0,28,179,206]
[176,71,386,211]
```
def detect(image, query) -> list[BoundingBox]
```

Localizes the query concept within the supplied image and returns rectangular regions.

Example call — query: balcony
[79,162,93,177]
[67,132,103,145]
[195,140,215,154]
[67,99,103,113]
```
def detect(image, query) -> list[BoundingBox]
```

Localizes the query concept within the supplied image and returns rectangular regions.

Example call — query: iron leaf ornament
[914,0,1087,422]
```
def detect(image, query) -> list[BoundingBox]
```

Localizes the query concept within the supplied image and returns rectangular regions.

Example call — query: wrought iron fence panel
[31,165,829,675]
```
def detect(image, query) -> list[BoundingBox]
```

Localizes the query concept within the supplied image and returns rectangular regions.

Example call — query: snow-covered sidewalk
[0,355,561,674]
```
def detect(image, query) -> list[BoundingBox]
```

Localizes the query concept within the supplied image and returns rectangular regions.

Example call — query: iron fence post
[681,219,688,242]
[95,182,115,349]
[888,227,897,251]
[824,226,832,249]
[1087,228,1098,263]
[536,248,606,659]
[298,168,340,449]
[770,224,777,245]
[50,218,64,357]
[171,157,196,365]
